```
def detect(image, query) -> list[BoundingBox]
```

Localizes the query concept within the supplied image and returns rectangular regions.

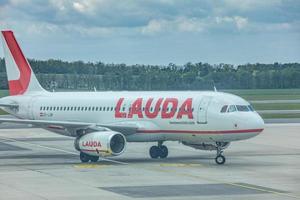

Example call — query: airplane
[0,30,264,165]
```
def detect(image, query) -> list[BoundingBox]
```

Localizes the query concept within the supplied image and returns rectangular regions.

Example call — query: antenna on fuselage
[212,80,217,92]
[214,86,217,92]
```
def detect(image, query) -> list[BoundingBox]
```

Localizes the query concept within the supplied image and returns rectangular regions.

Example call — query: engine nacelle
[182,142,230,151]
[74,131,126,157]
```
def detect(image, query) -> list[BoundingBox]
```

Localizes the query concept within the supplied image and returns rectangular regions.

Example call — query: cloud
[141,19,167,34]
[222,0,283,11]
[1,0,299,33]
[0,0,299,65]
[141,15,250,35]
[141,17,206,35]
[215,16,248,30]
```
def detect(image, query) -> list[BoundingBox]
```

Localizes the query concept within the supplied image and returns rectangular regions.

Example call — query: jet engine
[182,141,230,151]
[74,131,126,157]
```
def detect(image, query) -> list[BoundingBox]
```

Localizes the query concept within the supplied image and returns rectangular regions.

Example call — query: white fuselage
[2,90,264,144]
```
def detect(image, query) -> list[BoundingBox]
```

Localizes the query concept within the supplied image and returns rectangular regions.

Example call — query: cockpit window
[220,105,228,113]
[228,105,237,112]
[222,104,255,113]
[236,105,250,112]
[248,105,254,111]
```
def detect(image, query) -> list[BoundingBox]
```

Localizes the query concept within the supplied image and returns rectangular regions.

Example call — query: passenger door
[197,96,212,124]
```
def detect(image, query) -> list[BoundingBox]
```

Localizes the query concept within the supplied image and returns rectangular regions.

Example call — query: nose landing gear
[215,142,226,165]
[149,141,168,159]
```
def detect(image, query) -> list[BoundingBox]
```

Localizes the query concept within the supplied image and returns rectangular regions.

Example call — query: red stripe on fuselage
[137,129,264,134]
[2,31,31,96]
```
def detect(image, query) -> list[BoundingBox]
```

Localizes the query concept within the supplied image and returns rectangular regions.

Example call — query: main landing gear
[215,142,226,165]
[79,152,99,163]
[149,141,168,159]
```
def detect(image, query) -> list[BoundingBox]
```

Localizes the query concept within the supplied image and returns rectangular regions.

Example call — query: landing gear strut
[149,141,168,159]
[79,152,99,163]
[215,142,226,165]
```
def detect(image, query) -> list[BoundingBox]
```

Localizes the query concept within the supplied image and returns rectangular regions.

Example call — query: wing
[0,103,19,109]
[0,118,138,137]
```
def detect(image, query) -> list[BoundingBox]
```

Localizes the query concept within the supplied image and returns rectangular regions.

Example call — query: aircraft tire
[90,156,99,162]
[80,152,90,163]
[159,145,168,159]
[149,146,160,159]
[215,155,226,165]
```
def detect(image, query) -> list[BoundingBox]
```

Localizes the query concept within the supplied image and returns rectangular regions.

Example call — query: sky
[0,0,299,65]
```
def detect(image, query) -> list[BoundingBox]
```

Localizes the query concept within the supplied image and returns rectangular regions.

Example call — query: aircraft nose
[237,112,264,133]
[255,114,265,131]
[247,112,265,133]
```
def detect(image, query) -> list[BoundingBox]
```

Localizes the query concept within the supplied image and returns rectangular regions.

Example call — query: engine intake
[74,131,126,157]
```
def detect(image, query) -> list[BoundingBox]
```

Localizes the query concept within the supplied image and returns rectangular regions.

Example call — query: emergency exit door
[197,96,212,124]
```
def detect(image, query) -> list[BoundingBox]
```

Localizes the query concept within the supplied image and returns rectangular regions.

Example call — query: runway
[0,124,299,200]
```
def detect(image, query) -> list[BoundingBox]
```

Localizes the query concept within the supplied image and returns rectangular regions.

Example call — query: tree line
[0,58,299,91]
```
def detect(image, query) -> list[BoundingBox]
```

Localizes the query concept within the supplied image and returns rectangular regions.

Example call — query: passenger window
[53,107,56,111]
[122,107,125,111]
[220,105,228,113]
[103,107,106,111]
[95,107,98,111]
[228,105,237,112]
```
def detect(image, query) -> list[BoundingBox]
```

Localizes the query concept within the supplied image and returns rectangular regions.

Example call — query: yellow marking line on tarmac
[0,136,128,165]
[1,135,297,198]
[74,164,107,169]
[159,163,203,167]
[182,172,299,199]
[148,165,299,199]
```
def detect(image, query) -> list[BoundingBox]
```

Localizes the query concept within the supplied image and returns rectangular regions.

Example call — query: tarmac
[0,123,299,200]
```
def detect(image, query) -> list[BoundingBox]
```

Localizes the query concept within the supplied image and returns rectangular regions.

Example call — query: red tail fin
[1,30,45,95]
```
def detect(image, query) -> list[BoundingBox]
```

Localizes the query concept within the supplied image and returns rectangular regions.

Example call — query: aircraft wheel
[90,156,99,162]
[159,145,168,159]
[215,155,226,165]
[149,146,160,159]
[80,152,90,163]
